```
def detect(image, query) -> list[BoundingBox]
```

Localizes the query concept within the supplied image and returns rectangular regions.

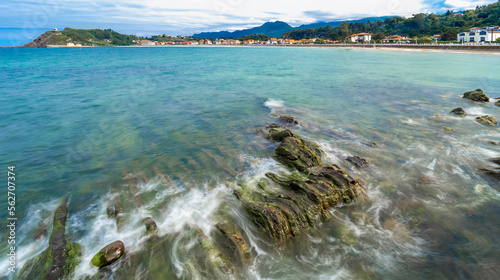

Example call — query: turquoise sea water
[1,46,500,279]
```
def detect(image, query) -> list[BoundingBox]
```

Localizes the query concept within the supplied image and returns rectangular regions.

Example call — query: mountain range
[192,16,392,38]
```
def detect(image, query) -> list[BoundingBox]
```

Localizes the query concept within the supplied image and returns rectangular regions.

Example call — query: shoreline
[3,43,500,54]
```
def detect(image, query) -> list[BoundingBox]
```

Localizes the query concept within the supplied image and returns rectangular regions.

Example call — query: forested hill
[21,28,141,48]
[283,1,500,41]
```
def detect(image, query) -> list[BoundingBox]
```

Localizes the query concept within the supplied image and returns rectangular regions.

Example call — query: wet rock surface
[236,124,363,242]
[476,115,498,126]
[19,198,82,280]
[450,108,467,117]
[463,89,489,102]
[277,115,299,125]
[143,217,158,234]
[91,241,126,268]
[346,156,369,167]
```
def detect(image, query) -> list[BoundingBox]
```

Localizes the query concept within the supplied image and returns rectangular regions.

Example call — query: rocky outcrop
[21,31,56,48]
[495,100,500,107]
[19,199,82,280]
[476,115,498,126]
[463,89,489,102]
[450,108,467,117]
[237,125,363,242]
[91,241,126,268]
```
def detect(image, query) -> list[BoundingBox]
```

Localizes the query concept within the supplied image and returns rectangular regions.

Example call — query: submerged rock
[463,89,489,102]
[143,217,158,234]
[476,115,498,126]
[444,126,455,132]
[480,168,500,180]
[450,108,467,117]
[496,100,500,107]
[278,115,299,125]
[19,198,82,280]
[489,158,500,166]
[346,156,369,167]
[91,240,126,267]
[237,124,363,242]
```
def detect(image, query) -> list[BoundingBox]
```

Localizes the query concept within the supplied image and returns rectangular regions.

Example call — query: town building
[140,40,156,46]
[457,26,500,43]
[345,33,372,43]
[382,35,411,43]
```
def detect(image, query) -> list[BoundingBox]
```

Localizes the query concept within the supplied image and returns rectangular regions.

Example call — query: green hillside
[23,28,142,47]
[283,1,500,41]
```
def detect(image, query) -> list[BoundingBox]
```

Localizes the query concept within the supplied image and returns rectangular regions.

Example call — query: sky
[0,0,496,46]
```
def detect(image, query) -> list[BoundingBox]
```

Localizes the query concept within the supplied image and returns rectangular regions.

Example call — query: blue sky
[0,0,496,46]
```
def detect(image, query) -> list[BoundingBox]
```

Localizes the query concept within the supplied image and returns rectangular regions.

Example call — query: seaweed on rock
[237,124,364,242]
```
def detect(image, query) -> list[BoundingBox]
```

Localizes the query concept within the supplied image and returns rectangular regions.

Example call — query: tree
[496,37,500,43]
[442,29,458,41]
[373,32,385,40]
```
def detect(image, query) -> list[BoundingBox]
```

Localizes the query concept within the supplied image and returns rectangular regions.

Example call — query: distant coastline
[3,43,498,53]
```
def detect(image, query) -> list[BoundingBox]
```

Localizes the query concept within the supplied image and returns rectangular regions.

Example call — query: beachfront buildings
[457,26,500,43]
[382,35,412,43]
[345,33,372,43]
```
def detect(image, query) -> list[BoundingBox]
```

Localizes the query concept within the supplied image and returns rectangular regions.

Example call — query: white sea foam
[263,98,284,114]
[465,106,486,116]
[0,200,59,277]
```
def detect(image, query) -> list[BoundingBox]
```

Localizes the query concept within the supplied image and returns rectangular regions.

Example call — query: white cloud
[444,0,493,10]
[1,0,497,35]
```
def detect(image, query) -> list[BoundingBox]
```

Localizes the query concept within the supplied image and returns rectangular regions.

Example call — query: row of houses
[457,26,500,43]
[138,27,500,46]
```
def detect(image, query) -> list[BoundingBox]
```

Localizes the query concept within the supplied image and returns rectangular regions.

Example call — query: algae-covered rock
[450,108,467,117]
[444,126,455,132]
[236,124,363,242]
[214,223,252,267]
[266,123,295,142]
[495,100,500,107]
[91,240,125,267]
[463,89,489,102]
[476,115,497,126]
[272,130,322,171]
[19,198,82,280]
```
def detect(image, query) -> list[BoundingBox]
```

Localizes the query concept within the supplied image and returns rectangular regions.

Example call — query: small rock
[495,100,500,107]
[91,240,125,267]
[443,126,455,132]
[142,217,158,234]
[346,156,369,167]
[463,89,489,102]
[450,108,467,117]
[476,115,498,126]
[489,141,500,145]
[362,142,378,148]
[278,115,299,125]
